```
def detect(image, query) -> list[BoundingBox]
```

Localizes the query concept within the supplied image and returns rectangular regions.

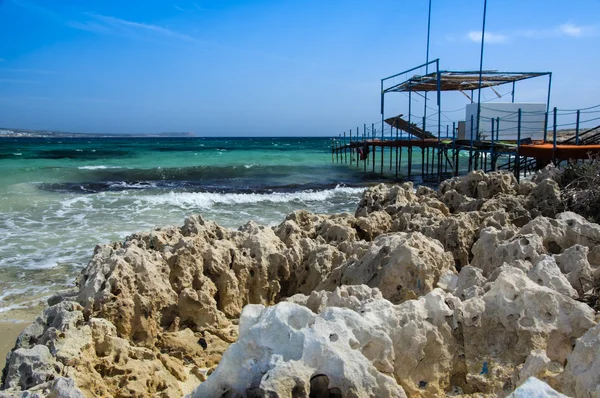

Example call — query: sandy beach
[0,322,29,373]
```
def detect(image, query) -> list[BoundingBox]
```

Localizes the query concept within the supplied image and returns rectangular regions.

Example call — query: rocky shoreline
[1,169,599,397]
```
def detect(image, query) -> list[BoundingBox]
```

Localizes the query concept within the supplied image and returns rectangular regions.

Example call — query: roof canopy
[383,70,551,94]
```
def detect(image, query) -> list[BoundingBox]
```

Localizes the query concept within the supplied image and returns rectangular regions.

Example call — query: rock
[463,267,596,374]
[507,377,568,398]
[554,245,594,295]
[527,256,578,298]
[561,322,600,398]
[526,179,564,218]
[454,266,486,300]
[438,170,518,199]
[319,232,455,303]
[187,301,407,398]
[2,345,60,391]
[531,164,562,184]
[355,183,417,217]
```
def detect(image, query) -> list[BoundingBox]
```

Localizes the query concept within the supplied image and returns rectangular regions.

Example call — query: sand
[0,321,30,374]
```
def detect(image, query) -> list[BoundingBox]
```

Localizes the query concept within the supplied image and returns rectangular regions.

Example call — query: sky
[0,0,599,136]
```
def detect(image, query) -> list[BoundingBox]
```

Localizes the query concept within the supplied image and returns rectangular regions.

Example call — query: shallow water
[0,136,399,320]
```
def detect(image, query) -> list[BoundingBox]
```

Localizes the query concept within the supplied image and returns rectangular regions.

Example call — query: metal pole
[381,78,385,176]
[390,124,393,170]
[493,117,498,170]
[344,131,347,163]
[372,123,375,172]
[516,108,522,182]
[469,114,474,171]
[511,81,515,103]
[364,123,367,172]
[552,106,557,165]
[381,122,384,175]
[357,126,360,167]
[543,112,548,143]
[453,121,458,176]
[575,110,580,145]
[436,58,442,181]
[475,0,488,140]
[423,0,432,139]
[395,127,399,178]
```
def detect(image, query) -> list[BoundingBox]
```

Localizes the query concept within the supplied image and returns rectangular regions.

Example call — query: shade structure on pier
[383,70,550,94]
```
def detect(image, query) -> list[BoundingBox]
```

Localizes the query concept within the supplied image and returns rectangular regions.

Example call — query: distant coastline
[0,128,197,138]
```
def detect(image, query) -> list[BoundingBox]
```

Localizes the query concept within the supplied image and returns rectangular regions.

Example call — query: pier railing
[331,104,600,183]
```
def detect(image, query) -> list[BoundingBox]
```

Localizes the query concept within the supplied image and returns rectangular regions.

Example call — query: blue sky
[0,0,598,136]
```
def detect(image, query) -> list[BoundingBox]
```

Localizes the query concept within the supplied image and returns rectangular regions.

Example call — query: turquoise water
[0,137,392,319]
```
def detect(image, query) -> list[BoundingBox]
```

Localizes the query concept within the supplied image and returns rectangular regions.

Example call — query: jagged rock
[454,266,486,300]
[2,345,60,391]
[438,170,518,199]
[463,267,596,379]
[506,377,568,398]
[526,179,564,218]
[554,245,594,295]
[355,182,417,217]
[561,322,600,398]
[319,232,455,303]
[187,300,407,398]
[531,164,562,184]
[527,256,578,298]
[471,227,545,276]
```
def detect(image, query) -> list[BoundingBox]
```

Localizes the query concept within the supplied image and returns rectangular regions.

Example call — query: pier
[331,59,600,182]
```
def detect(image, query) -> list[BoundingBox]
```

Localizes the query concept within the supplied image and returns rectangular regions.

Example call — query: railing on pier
[331,103,600,183]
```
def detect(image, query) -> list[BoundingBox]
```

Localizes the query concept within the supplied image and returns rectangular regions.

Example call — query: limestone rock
[319,232,455,303]
[438,170,518,199]
[527,256,578,298]
[187,301,407,398]
[561,322,600,398]
[507,377,568,398]
[2,345,60,391]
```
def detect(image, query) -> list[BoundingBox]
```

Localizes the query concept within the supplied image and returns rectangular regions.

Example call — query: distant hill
[0,128,197,138]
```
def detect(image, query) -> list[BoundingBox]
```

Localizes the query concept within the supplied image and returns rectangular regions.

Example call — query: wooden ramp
[384,114,436,140]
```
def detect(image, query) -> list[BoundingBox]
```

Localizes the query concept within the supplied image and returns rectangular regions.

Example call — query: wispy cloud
[0,78,38,84]
[467,31,508,44]
[69,12,202,44]
[0,58,5,63]
[173,5,189,12]
[518,23,596,39]
[463,22,596,44]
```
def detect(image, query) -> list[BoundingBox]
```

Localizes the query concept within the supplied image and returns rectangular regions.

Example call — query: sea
[0,136,396,321]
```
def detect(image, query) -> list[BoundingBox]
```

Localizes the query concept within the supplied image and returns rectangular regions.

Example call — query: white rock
[187,301,406,398]
[507,377,568,397]
[527,255,578,298]
[561,322,600,398]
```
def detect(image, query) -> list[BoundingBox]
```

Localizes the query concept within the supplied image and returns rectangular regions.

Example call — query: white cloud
[463,22,596,44]
[70,13,202,44]
[466,31,509,44]
[558,23,595,37]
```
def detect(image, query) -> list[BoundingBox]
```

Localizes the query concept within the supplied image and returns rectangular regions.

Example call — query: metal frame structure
[380,59,552,140]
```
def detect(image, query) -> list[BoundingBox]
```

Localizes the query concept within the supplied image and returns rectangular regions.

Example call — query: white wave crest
[78,165,122,170]
[138,186,365,209]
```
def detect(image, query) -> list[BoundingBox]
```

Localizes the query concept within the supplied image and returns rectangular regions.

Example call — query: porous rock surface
[2,168,600,397]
